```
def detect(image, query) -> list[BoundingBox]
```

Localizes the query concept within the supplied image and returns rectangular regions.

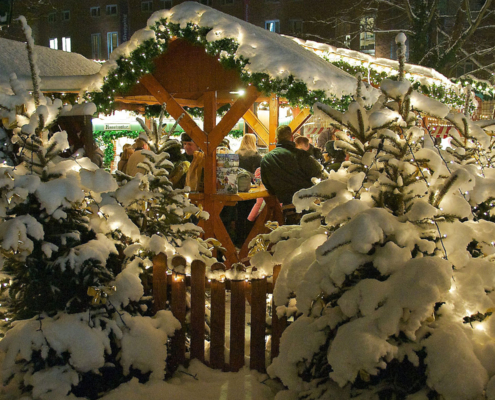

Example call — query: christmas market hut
[83,1,379,265]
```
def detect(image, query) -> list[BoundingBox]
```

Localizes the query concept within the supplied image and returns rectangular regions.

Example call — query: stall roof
[85,1,378,102]
[0,38,101,93]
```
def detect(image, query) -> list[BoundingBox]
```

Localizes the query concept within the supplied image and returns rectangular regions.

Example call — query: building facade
[2,0,493,79]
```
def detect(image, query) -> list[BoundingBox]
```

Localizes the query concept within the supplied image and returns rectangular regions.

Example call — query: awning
[430,126,452,138]
[304,127,326,136]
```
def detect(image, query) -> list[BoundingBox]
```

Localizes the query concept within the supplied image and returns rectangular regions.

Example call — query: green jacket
[260,140,322,205]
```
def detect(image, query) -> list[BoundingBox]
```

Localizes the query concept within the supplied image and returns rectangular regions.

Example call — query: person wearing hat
[323,140,346,172]
[164,139,190,189]
[181,132,200,163]
[181,132,204,192]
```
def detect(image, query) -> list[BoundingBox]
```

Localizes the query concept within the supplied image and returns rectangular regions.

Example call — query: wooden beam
[208,85,260,150]
[203,91,217,196]
[269,93,279,151]
[243,109,269,147]
[289,107,311,135]
[139,74,207,152]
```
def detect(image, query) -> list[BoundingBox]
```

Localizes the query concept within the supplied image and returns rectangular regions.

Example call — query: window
[265,20,280,33]
[62,37,71,52]
[222,0,234,4]
[160,0,173,8]
[48,12,56,23]
[199,0,212,4]
[359,16,375,55]
[107,32,119,57]
[90,7,100,17]
[106,5,118,15]
[91,33,101,59]
[49,38,58,50]
[141,1,153,12]
[62,10,70,21]
[289,19,303,34]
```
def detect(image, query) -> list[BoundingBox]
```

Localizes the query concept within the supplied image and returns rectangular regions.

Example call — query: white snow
[86,2,378,102]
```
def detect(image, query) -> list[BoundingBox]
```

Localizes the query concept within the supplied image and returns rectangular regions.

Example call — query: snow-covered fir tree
[248,33,495,400]
[0,18,202,399]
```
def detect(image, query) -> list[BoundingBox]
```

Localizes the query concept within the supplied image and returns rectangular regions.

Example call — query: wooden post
[169,256,187,373]
[152,252,168,314]
[190,259,206,362]
[270,264,287,360]
[210,262,226,370]
[250,275,267,372]
[230,265,246,372]
[269,93,279,151]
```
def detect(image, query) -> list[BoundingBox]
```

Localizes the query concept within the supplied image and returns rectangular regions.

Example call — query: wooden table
[188,186,284,266]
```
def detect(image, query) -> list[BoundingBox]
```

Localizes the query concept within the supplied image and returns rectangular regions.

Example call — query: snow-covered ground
[99,360,279,400]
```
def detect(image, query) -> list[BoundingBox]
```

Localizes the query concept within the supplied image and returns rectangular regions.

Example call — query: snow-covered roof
[86,1,377,101]
[0,38,101,93]
[291,37,455,89]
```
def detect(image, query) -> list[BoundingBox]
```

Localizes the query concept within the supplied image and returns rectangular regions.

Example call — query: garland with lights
[86,19,356,116]
[324,57,478,113]
[93,130,140,168]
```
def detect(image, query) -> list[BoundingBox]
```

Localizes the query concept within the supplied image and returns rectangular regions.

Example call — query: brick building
[2,0,493,80]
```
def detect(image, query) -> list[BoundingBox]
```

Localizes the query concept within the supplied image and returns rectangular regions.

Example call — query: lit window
[160,0,173,8]
[91,33,101,60]
[62,10,70,21]
[62,37,71,52]
[359,16,375,55]
[48,12,56,23]
[107,32,119,58]
[49,38,58,50]
[289,19,303,34]
[106,5,118,15]
[90,7,100,17]
[265,20,280,33]
[141,1,153,12]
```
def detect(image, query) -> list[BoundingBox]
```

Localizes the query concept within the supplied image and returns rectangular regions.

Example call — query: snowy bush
[249,35,495,400]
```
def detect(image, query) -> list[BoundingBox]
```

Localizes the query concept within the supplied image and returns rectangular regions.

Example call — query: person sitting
[117,143,134,173]
[295,135,323,162]
[236,133,262,174]
[125,138,149,176]
[323,140,346,172]
[261,125,323,206]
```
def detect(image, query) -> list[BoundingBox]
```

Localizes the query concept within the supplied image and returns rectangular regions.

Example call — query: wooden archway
[113,38,311,264]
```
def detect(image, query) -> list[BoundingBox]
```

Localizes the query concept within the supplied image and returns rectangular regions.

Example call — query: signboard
[104,123,132,131]
[0,0,13,26]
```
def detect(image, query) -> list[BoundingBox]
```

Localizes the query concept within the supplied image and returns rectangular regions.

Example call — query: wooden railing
[153,253,287,374]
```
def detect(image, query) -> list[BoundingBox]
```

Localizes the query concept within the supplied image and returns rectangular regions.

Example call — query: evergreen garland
[93,130,140,168]
[85,19,355,116]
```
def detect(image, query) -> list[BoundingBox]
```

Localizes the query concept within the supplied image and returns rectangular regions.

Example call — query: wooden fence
[152,253,287,374]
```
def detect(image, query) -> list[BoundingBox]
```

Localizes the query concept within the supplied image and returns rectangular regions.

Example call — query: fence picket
[271,264,287,360]
[230,265,246,372]
[169,256,187,374]
[152,252,168,313]
[250,276,267,373]
[210,262,226,370]
[190,259,206,362]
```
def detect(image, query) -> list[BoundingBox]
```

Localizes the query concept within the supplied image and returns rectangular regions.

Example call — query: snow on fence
[152,253,287,374]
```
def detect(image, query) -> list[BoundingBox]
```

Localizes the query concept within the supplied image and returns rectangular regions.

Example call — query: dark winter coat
[260,140,323,205]
[236,148,262,174]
